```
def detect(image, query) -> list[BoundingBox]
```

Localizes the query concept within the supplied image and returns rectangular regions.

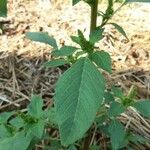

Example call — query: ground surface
[0,0,150,149]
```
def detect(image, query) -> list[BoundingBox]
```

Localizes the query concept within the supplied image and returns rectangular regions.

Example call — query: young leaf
[104,91,115,103]
[26,32,58,49]
[108,101,125,117]
[42,108,58,126]
[0,131,32,150]
[72,0,81,5]
[47,139,62,150]
[0,112,14,124]
[70,36,81,45]
[111,86,124,98]
[30,120,45,139]
[44,59,68,68]
[89,28,104,44]
[108,120,126,150]
[91,51,112,73]
[28,95,43,118]
[0,0,7,17]
[110,23,128,39]
[54,58,105,146]
[71,30,94,53]
[68,145,77,150]
[0,125,11,138]
[9,117,24,130]
[52,46,78,57]
[133,100,150,118]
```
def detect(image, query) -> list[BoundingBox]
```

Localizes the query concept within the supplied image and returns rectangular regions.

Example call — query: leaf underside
[26,32,57,49]
[54,57,105,146]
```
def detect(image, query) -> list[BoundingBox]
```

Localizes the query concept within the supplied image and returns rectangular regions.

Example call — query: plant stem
[90,0,99,33]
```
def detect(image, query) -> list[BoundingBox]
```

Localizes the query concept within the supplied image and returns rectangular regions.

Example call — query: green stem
[90,0,99,34]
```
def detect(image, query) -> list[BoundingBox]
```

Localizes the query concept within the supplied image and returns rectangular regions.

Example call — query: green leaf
[0,0,7,17]
[44,59,68,68]
[91,51,112,73]
[108,101,125,117]
[71,30,94,53]
[30,120,45,139]
[110,23,128,39]
[68,145,77,150]
[10,117,24,130]
[89,28,104,44]
[72,0,81,5]
[54,58,105,146]
[0,131,32,150]
[0,125,11,138]
[70,36,81,45]
[48,139,61,150]
[52,46,78,57]
[104,91,115,103]
[28,95,43,118]
[26,32,58,49]
[98,123,110,136]
[0,112,14,124]
[133,100,150,118]
[108,120,126,150]
[43,108,57,126]
[111,86,124,98]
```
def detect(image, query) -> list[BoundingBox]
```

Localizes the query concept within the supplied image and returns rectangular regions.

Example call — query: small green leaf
[52,46,78,57]
[98,123,110,136]
[10,117,24,130]
[55,58,105,146]
[0,131,32,150]
[0,0,7,17]
[72,0,81,5]
[26,32,58,49]
[111,86,124,98]
[28,95,43,118]
[70,36,81,45]
[91,51,112,73]
[110,23,128,39]
[108,101,125,117]
[43,108,57,126]
[0,125,11,138]
[104,91,115,103]
[30,120,45,139]
[108,120,126,150]
[133,100,150,118]
[0,112,14,124]
[44,59,68,68]
[68,145,77,150]
[71,30,94,53]
[89,28,104,44]
[48,139,61,150]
